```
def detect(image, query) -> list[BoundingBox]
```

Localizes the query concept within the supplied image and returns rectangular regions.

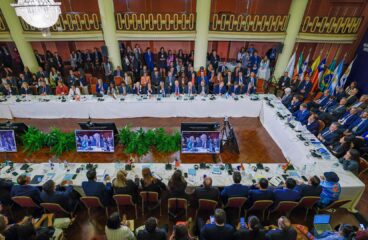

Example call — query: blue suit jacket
[281,94,293,107]
[297,81,312,98]
[221,183,250,203]
[144,52,154,70]
[82,180,112,205]
[320,128,340,145]
[273,188,301,205]
[171,85,182,94]
[306,120,320,136]
[246,189,274,208]
[196,76,209,86]
[229,86,242,95]
[339,112,359,128]
[184,86,197,95]
[214,85,227,95]
[288,101,301,113]
[40,186,74,211]
[293,109,310,125]
[318,95,330,107]
[349,118,368,136]
[11,185,42,204]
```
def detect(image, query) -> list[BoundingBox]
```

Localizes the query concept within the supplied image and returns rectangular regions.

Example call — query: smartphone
[302,176,308,182]
[184,172,188,178]
[360,224,365,230]
[210,215,214,224]
[240,217,246,228]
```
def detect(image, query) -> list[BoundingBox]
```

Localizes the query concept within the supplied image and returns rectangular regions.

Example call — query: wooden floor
[0,117,286,164]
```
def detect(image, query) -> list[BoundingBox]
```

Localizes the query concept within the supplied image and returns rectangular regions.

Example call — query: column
[98,0,121,68]
[273,0,308,79]
[0,0,38,72]
[194,0,211,70]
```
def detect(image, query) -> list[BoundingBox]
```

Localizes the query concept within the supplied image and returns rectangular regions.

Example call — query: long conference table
[0,94,365,211]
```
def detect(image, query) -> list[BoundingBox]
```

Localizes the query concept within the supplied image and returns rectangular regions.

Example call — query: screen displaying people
[181,131,221,154]
[75,130,114,153]
[0,130,17,152]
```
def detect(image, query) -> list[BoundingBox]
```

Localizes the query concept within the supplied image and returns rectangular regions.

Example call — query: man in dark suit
[295,176,322,197]
[66,70,77,88]
[307,90,331,110]
[113,66,123,77]
[143,47,154,72]
[92,47,102,67]
[338,107,360,129]
[246,178,273,208]
[2,83,17,96]
[151,68,162,91]
[0,177,13,206]
[297,77,312,99]
[306,114,320,136]
[196,69,209,87]
[137,217,167,240]
[213,81,227,95]
[53,52,63,72]
[273,178,301,206]
[200,209,235,240]
[171,80,182,95]
[229,82,242,96]
[281,88,293,107]
[318,96,337,114]
[38,80,52,95]
[277,71,291,90]
[319,98,347,124]
[293,103,310,125]
[346,88,359,106]
[184,81,197,95]
[235,71,246,86]
[82,169,112,205]
[288,95,303,113]
[344,111,368,136]
[338,149,360,175]
[158,81,168,97]
[40,180,76,211]
[318,122,341,146]
[165,71,175,89]
[193,177,219,207]
[11,174,41,204]
[221,171,249,204]
[198,79,209,95]
[350,95,368,111]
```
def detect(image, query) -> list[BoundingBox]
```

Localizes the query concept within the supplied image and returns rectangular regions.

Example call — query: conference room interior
[1,0,368,239]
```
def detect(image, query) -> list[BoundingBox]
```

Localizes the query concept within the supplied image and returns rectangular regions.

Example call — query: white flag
[285,51,296,78]
[338,59,355,88]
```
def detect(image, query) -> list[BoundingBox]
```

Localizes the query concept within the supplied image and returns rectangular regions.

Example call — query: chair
[113,194,138,220]
[318,120,326,133]
[317,199,351,214]
[358,157,368,178]
[12,196,40,215]
[245,200,273,221]
[40,203,73,218]
[85,73,92,84]
[80,196,108,219]
[90,77,98,84]
[195,199,217,219]
[140,191,161,216]
[114,76,122,86]
[168,198,188,220]
[268,201,299,219]
[224,197,247,220]
[90,84,97,94]
[298,196,320,220]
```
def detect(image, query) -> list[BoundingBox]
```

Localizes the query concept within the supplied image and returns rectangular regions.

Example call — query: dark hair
[86,169,97,181]
[17,222,36,240]
[173,224,190,240]
[169,170,186,190]
[42,180,55,195]
[145,217,157,233]
[233,171,241,184]
[106,212,121,230]
[349,149,360,162]
[259,178,268,189]
[285,178,296,189]
[339,224,355,239]
[248,215,262,236]
[214,208,226,225]
[17,174,28,185]
[310,176,320,187]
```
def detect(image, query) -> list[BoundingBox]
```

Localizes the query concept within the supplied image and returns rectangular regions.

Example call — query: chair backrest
[324,199,351,211]
[140,191,159,203]
[226,197,247,208]
[273,201,299,213]
[114,76,122,86]
[198,199,217,211]
[91,77,98,84]
[12,196,39,208]
[318,120,325,133]
[80,196,104,209]
[90,84,97,94]
[249,200,273,211]
[298,196,321,208]
[359,157,368,178]
[113,194,134,206]
[40,203,69,215]
[168,198,187,210]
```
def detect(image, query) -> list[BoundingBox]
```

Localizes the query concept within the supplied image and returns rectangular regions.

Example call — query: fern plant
[154,128,181,153]
[45,128,76,156]
[21,127,46,155]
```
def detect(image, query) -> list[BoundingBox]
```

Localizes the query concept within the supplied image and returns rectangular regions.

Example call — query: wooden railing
[301,16,362,34]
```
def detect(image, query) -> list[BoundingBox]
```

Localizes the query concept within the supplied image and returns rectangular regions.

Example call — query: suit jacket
[113,70,123,77]
[144,52,154,70]
[297,80,312,98]
[82,180,112,205]
[293,109,310,125]
[320,128,340,145]
[165,76,176,88]
[321,100,337,112]
[214,85,227,95]
[281,94,293,107]
[184,86,197,95]
[194,186,219,205]
[246,189,274,208]
[273,188,301,205]
[196,76,209,86]
[288,101,301,113]
[0,178,13,205]
[294,184,322,197]
[278,76,291,88]
[330,105,347,120]
[221,183,250,203]
[20,87,33,95]
[38,85,52,95]
[151,75,162,87]
[338,112,359,128]
[92,51,102,64]
[198,85,209,95]
[118,86,132,95]
[229,85,242,95]
[171,85,182,95]
[2,87,17,96]
[306,120,320,136]
[235,76,246,86]
[40,186,74,211]
[346,95,358,106]
[349,118,368,136]
[11,184,42,204]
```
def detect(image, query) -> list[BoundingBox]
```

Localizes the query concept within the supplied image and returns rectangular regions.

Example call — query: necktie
[353,119,366,132]
[322,130,330,138]
[340,114,352,125]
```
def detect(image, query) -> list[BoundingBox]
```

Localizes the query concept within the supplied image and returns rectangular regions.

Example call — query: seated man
[350,94,368,111]
[184,81,197,95]
[273,178,301,206]
[318,122,341,146]
[319,98,347,125]
[200,209,235,240]
[318,96,337,114]
[220,171,249,204]
[246,72,257,94]
[306,114,320,136]
[288,95,303,113]
[136,217,167,240]
[171,80,182,95]
[38,80,52,95]
[118,82,132,95]
[307,90,330,111]
[293,103,310,125]
[213,81,227,96]
[281,87,293,107]
[338,149,360,175]
[266,216,297,240]
[82,169,112,205]
[331,135,354,158]
[198,79,209,95]
[193,177,219,206]
[344,110,368,136]
[11,174,41,204]
[40,179,76,211]
[295,175,322,197]
[158,80,169,97]
[337,107,359,130]
[246,178,274,208]
[229,81,242,96]
[297,76,312,99]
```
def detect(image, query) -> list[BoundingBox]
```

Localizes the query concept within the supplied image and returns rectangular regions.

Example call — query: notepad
[188,168,196,176]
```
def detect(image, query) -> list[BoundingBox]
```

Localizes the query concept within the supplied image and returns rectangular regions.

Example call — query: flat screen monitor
[180,122,220,132]
[0,130,17,152]
[78,122,118,135]
[75,130,114,153]
[0,122,28,135]
[181,131,221,154]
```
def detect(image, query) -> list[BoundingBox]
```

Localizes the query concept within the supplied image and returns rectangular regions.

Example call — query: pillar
[0,0,38,72]
[274,0,308,79]
[194,0,211,70]
[98,0,121,68]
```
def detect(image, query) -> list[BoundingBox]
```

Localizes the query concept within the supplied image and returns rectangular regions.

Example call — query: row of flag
[285,50,355,95]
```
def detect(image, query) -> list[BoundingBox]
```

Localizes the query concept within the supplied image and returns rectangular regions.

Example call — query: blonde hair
[113,170,127,188]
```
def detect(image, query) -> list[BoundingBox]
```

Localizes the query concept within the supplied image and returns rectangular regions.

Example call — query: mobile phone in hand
[210,215,214,224]
[240,217,246,228]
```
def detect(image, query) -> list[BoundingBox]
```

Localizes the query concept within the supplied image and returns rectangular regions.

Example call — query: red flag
[311,69,319,92]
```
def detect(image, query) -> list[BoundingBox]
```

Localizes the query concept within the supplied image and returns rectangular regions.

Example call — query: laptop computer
[314,214,333,235]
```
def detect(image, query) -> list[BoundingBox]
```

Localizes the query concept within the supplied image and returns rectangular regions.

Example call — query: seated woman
[107,82,118,96]
[105,212,135,240]
[96,79,107,95]
[234,215,266,240]
[112,169,138,203]
[315,224,355,240]
[168,170,187,199]
[140,168,167,199]
[68,83,81,98]
[118,82,131,95]
[55,80,69,96]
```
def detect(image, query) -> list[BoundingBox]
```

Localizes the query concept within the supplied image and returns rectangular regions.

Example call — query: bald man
[193,177,220,207]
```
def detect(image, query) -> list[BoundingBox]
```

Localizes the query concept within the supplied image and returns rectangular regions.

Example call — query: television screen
[75,130,115,153]
[0,130,17,152]
[181,131,221,154]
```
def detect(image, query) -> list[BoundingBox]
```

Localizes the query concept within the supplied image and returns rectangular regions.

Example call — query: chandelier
[11,0,61,29]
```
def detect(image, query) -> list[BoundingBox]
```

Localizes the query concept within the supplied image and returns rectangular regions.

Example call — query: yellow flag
[310,55,321,73]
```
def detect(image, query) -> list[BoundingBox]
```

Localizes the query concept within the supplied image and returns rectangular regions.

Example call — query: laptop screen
[314,214,331,224]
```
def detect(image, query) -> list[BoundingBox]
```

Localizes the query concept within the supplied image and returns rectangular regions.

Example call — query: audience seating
[316,199,352,214]
[90,84,97,94]
[318,120,326,133]
[167,198,188,220]
[80,196,108,218]
[139,191,161,217]
[11,196,40,215]
[113,194,138,220]
[268,201,299,219]
[358,157,368,178]
[195,199,217,219]
[298,196,321,220]
[40,203,73,218]
[224,197,247,220]
[245,200,273,221]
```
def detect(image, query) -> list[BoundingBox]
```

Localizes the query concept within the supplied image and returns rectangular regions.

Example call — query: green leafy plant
[45,128,76,156]
[154,128,181,153]
[21,127,46,155]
